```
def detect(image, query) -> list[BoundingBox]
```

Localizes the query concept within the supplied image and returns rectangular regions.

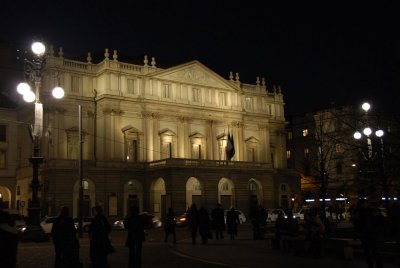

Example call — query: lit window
[335,143,342,153]
[245,97,253,110]
[222,182,229,191]
[127,79,137,94]
[302,129,309,137]
[286,150,291,159]
[71,76,80,93]
[194,181,202,191]
[219,92,227,106]
[162,84,171,98]
[192,88,201,102]
[304,148,309,157]
[287,131,293,140]
[83,180,89,190]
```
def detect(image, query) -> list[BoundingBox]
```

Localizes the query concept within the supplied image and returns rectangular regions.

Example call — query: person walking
[226,207,240,240]
[0,210,19,268]
[186,204,199,244]
[89,205,114,268]
[198,206,211,244]
[124,206,145,268]
[51,206,81,268]
[211,203,225,240]
[164,207,176,243]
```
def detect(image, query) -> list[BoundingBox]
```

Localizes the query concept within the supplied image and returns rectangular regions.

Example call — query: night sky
[1,1,399,116]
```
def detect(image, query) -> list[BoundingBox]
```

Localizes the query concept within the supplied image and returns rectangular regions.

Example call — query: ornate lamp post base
[20,156,48,242]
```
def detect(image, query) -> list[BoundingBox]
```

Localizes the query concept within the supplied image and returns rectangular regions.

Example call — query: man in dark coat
[89,205,113,268]
[124,206,145,268]
[186,204,199,244]
[164,207,176,243]
[198,206,211,244]
[226,207,240,240]
[51,206,80,268]
[211,203,225,240]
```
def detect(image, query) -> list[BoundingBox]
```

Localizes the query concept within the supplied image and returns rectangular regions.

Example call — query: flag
[225,130,235,160]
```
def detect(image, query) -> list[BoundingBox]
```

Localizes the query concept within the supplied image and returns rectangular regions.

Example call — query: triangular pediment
[189,132,204,139]
[245,136,259,143]
[159,128,176,136]
[150,61,239,91]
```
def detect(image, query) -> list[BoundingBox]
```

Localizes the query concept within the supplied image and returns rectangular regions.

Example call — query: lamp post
[353,102,388,208]
[16,41,64,241]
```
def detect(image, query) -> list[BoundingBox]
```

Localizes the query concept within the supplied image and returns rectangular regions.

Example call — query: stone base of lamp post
[20,155,49,242]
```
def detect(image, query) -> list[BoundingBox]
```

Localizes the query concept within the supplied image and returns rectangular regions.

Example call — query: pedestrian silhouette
[186,204,199,244]
[124,206,145,268]
[0,209,19,268]
[164,207,176,243]
[89,205,114,268]
[226,207,240,240]
[211,203,225,240]
[51,206,81,268]
[198,206,211,244]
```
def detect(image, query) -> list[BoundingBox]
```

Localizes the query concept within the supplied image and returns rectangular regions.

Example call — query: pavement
[16,223,400,268]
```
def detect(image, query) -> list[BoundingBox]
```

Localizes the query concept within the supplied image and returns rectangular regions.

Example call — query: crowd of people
[1,200,399,268]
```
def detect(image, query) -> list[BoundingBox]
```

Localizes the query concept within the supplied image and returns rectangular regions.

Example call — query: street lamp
[353,102,388,208]
[16,41,64,241]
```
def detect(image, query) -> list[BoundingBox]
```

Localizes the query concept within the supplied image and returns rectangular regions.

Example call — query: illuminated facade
[5,47,299,219]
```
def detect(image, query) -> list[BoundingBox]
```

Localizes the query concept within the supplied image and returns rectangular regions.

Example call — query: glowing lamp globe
[52,87,65,99]
[31,42,46,56]
[17,82,31,95]
[23,91,36,103]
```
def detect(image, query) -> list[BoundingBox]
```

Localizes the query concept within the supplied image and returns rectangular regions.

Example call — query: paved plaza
[15,223,400,268]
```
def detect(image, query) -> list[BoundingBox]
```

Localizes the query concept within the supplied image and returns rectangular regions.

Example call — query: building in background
[286,105,400,208]
[1,45,299,220]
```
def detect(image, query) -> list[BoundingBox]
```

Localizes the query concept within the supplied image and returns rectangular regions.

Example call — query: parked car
[1,209,27,234]
[266,209,295,222]
[293,208,309,221]
[224,209,247,224]
[40,216,57,234]
[73,217,93,232]
[175,213,187,227]
[113,212,162,230]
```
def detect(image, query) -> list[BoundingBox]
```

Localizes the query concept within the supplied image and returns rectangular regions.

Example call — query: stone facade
[8,47,299,219]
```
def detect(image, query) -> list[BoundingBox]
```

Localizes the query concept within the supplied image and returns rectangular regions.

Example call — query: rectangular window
[108,194,118,216]
[336,162,343,174]
[162,84,171,99]
[192,88,201,102]
[287,131,293,140]
[335,143,342,153]
[71,76,80,93]
[219,92,227,106]
[245,97,253,110]
[302,129,309,137]
[0,149,6,169]
[127,79,137,94]
[286,150,291,159]
[0,125,6,142]
[304,148,309,157]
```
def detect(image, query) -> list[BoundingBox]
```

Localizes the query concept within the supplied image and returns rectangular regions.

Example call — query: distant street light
[16,40,64,241]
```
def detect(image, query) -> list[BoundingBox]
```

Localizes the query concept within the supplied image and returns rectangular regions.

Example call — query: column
[142,112,153,161]
[177,117,185,158]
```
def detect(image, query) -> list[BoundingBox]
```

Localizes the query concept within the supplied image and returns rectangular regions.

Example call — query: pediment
[150,61,239,91]
[159,128,176,136]
[245,136,259,143]
[121,125,141,134]
[189,132,204,139]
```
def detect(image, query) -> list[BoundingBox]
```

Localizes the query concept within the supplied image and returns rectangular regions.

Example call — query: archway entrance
[186,177,202,209]
[218,178,234,210]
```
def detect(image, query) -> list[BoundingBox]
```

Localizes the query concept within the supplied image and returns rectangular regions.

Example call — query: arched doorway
[248,179,263,219]
[0,186,11,209]
[218,178,235,210]
[124,180,143,215]
[186,177,202,209]
[73,179,95,218]
[150,177,166,218]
